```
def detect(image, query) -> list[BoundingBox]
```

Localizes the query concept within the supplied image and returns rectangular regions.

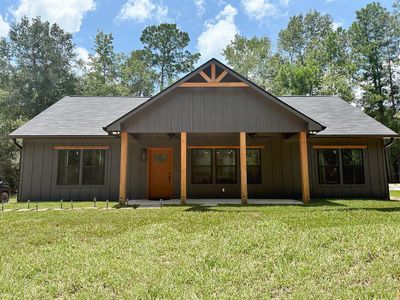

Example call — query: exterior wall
[308,137,389,199]
[19,137,121,201]
[121,88,308,133]
[18,135,389,201]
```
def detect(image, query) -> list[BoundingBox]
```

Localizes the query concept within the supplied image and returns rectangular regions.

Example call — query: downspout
[384,137,394,148]
[384,137,395,198]
[12,138,23,202]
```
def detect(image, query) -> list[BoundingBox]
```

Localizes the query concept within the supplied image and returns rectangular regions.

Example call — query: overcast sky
[0,0,395,64]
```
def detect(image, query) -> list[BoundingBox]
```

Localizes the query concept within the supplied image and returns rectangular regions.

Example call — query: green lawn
[391,190,400,198]
[1,200,400,299]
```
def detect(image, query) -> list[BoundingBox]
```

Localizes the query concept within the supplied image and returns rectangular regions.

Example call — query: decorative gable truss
[179,63,249,88]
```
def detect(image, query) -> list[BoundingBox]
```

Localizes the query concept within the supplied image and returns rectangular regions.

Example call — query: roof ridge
[278,95,337,97]
[67,95,150,98]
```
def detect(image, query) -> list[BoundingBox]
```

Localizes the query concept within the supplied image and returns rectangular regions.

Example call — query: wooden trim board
[181,132,187,204]
[313,145,367,149]
[179,82,249,88]
[187,145,265,149]
[54,146,110,150]
[299,130,310,204]
[240,132,248,204]
[119,132,128,204]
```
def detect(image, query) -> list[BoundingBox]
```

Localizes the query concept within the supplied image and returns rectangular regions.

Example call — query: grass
[1,200,400,298]
[390,190,400,198]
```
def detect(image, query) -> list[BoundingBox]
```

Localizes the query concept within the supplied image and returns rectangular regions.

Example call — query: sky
[0,0,395,64]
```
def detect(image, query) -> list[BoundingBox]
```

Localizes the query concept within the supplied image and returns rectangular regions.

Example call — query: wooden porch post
[299,130,310,204]
[240,132,248,204]
[181,132,187,204]
[119,131,128,205]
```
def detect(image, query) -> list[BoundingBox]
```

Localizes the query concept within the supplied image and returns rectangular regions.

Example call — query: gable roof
[9,60,398,139]
[9,96,148,138]
[105,58,325,132]
[279,96,398,137]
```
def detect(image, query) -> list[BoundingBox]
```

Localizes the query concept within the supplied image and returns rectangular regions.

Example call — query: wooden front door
[148,148,173,199]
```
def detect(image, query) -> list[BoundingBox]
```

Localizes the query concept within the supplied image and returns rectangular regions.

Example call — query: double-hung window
[191,149,213,184]
[247,149,261,184]
[57,150,80,185]
[216,149,237,184]
[57,149,106,186]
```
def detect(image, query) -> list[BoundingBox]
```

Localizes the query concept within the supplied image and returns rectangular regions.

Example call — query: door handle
[168,172,171,183]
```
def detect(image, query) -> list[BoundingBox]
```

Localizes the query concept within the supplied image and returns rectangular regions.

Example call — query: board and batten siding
[19,138,122,201]
[121,88,308,133]
[308,137,389,199]
[18,135,389,201]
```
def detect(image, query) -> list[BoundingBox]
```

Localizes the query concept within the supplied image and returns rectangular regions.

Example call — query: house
[10,59,399,204]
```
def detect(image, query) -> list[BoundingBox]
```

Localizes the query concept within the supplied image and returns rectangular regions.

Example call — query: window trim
[316,147,366,186]
[56,148,107,187]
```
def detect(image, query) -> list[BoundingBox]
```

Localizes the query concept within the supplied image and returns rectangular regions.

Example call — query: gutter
[13,138,22,150]
[384,137,395,148]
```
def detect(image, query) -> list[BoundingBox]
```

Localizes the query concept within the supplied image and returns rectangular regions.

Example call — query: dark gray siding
[19,135,388,201]
[127,133,302,199]
[19,138,121,201]
[121,88,308,133]
[308,137,389,199]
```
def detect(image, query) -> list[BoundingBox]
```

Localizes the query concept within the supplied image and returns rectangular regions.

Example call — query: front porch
[126,198,303,208]
[118,132,311,204]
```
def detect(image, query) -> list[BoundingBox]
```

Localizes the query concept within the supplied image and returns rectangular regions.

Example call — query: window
[341,149,365,184]
[82,150,106,185]
[191,149,213,184]
[216,149,237,184]
[57,149,106,186]
[317,148,365,185]
[318,149,340,184]
[247,149,261,184]
[57,150,80,185]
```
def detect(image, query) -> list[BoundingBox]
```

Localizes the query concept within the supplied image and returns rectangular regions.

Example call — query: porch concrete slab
[127,199,302,208]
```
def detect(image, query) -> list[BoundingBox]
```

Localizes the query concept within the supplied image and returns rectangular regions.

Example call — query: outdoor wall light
[141,149,147,161]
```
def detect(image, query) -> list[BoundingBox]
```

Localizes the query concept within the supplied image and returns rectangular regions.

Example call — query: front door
[148,148,173,199]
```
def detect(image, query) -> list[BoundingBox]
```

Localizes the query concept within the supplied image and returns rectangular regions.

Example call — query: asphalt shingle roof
[9,96,149,137]
[278,95,398,136]
[10,95,398,137]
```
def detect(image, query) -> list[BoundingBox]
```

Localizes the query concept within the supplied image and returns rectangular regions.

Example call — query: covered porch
[118,131,311,204]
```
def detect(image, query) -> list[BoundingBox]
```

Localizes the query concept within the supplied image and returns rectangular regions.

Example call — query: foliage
[0,17,79,189]
[140,23,200,91]
[80,31,124,96]
[119,50,157,97]
[1,200,400,298]
[223,35,272,88]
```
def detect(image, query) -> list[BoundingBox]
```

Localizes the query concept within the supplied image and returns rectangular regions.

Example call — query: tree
[349,2,399,123]
[140,23,200,91]
[223,35,272,89]
[120,49,157,97]
[6,17,78,118]
[80,31,123,96]
[0,17,79,189]
[275,10,355,97]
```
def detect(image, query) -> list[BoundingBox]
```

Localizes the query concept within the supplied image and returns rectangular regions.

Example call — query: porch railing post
[181,132,187,204]
[299,130,310,204]
[119,131,128,205]
[240,132,248,204]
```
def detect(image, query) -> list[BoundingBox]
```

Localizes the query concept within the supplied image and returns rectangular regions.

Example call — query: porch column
[181,132,187,204]
[240,132,248,204]
[299,130,310,204]
[119,131,128,205]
